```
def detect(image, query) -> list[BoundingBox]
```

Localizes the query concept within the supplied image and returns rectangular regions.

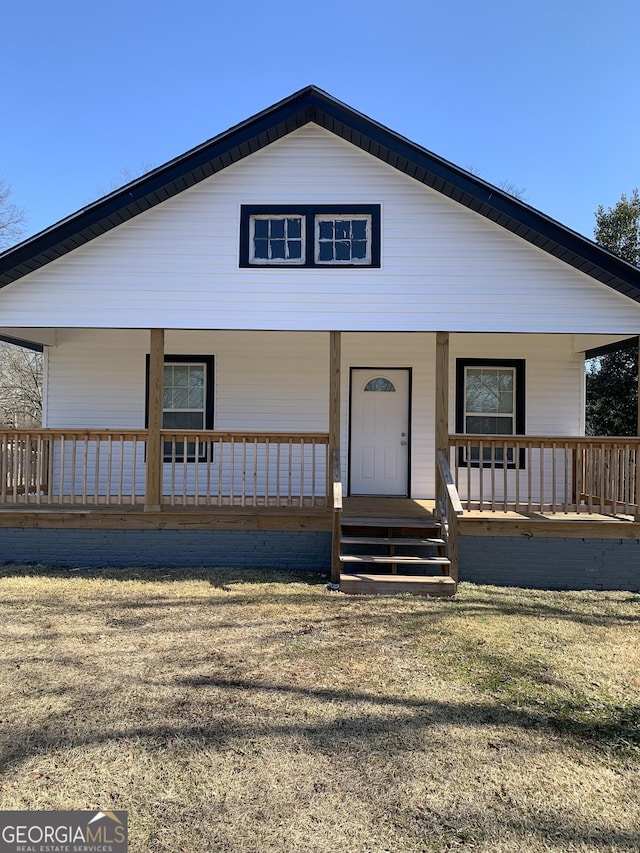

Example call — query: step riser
[340,573,456,597]
[340,535,445,548]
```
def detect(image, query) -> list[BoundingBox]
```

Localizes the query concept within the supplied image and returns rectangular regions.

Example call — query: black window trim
[145,353,215,462]
[455,358,525,469]
[240,204,381,268]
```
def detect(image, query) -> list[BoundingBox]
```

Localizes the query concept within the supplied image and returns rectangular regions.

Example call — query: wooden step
[341,517,441,529]
[340,535,445,546]
[340,573,456,597]
[340,555,451,566]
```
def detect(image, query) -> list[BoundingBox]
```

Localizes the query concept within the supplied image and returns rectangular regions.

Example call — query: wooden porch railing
[449,434,640,519]
[0,430,147,506]
[0,429,330,508]
[160,431,329,507]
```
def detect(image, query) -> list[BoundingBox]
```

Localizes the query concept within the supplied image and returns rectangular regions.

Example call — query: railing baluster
[502,438,508,511]
[478,439,484,511]
[551,441,557,514]
[230,437,235,505]
[182,434,188,506]
[131,435,138,504]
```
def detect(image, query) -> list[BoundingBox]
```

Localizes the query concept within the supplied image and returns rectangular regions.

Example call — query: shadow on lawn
[0,563,330,586]
[2,564,639,628]
[2,669,638,773]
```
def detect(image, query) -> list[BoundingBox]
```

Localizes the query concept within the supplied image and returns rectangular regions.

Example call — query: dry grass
[1,565,639,852]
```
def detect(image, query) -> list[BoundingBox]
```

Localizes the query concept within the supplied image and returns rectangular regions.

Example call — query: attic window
[250,216,304,264]
[316,216,371,264]
[240,205,380,268]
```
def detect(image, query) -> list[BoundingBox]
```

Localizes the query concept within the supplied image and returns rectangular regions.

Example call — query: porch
[1,328,639,593]
[2,428,639,596]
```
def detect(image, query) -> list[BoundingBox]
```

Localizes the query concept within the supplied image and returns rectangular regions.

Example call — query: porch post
[145,328,164,512]
[329,331,342,585]
[435,332,450,459]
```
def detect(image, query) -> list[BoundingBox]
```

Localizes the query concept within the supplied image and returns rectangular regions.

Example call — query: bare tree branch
[0,177,26,250]
[0,342,43,427]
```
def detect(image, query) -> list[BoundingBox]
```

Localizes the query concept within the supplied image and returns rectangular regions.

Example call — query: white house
[1,87,639,593]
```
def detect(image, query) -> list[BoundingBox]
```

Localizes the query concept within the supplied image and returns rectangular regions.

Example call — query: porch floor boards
[0,497,637,538]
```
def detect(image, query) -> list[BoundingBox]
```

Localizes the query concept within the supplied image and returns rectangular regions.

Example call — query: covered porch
[1,328,639,594]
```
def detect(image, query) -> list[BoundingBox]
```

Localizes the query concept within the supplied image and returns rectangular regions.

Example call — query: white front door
[350,368,410,496]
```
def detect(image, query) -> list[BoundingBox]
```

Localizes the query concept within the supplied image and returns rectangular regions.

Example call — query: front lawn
[1,567,638,851]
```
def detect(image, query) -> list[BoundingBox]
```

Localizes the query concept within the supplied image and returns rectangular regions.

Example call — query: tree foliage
[0,342,43,427]
[594,188,640,264]
[586,189,640,436]
[585,341,637,436]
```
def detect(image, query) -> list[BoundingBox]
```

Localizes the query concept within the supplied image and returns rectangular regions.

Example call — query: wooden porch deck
[343,497,639,534]
[1,496,637,536]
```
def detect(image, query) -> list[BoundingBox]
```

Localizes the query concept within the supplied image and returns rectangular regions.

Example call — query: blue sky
[2,0,638,243]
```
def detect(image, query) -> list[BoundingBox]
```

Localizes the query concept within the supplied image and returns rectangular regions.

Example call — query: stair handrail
[437,450,464,517]
[436,450,463,583]
[330,447,342,586]
[332,446,342,511]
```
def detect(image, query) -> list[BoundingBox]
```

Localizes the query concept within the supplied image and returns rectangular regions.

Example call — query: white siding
[46,330,329,430]
[1,125,639,334]
[45,330,585,500]
[451,334,584,435]
[451,335,584,505]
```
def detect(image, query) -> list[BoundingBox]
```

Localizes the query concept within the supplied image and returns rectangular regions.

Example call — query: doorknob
[401,440,407,446]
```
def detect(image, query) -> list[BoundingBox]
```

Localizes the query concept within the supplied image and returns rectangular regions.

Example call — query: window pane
[318,221,333,240]
[466,415,513,434]
[466,368,515,415]
[351,220,367,240]
[318,242,333,261]
[162,411,205,430]
[254,239,269,259]
[287,218,301,238]
[188,385,204,408]
[254,219,268,238]
[288,241,302,259]
[270,219,284,238]
[172,387,189,409]
[364,378,396,392]
[335,240,351,260]
[173,366,189,387]
[351,240,367,259]
[270,240,285,259]
[335,220,350,239]
[498,392,513,414]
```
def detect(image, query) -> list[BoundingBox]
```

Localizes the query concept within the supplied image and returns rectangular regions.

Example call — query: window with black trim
[455,358,525,468]
[240,205,380,268]
[145,354,214,462]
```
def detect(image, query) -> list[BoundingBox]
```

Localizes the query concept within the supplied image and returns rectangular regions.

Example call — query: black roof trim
[1,85,640,300]
[0,334,44,353]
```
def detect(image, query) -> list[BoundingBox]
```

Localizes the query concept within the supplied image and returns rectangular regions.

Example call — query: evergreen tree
[586,190,640,435]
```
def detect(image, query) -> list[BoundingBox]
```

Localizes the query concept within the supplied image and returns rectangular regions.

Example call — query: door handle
[400,440,407,446]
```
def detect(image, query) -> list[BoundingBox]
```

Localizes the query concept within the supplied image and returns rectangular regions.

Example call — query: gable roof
[2,85,640,300]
